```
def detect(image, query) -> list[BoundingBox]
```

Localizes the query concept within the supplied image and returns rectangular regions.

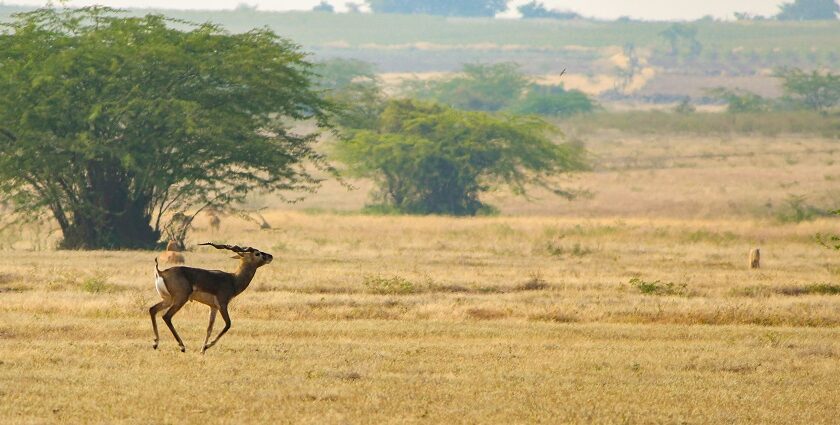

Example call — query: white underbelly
[155,275,170,299]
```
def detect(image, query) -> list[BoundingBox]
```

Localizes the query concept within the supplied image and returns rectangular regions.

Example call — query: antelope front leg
[203,303,231,352]
[202,308,218,354]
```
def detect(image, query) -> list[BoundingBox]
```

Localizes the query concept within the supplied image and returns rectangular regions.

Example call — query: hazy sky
[5,0,786,20]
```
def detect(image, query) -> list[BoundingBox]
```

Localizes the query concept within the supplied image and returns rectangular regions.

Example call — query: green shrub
[363,274,416,295]
[707,88,770,113]
[81,273,112,294]
[629,277,687,296]
[510,84,595,117]
[774,194,826,223]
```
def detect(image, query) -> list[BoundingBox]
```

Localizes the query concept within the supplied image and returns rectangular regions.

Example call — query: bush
[707,88,770,113]
[81,273,112,294]
[510,84,595,117]
[776,68,840,113]
[774,194,826,223]
[363,274,416,295]
[629,277,687,296]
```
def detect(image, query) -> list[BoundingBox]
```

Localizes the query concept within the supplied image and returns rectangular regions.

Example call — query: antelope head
[198,242,273,268]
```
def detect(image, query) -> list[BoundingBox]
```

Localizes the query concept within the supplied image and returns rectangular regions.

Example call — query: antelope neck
[233,262,258,295]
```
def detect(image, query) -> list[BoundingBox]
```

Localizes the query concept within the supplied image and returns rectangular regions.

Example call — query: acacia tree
[777,68,840,113]
[337,99,587,215]
[0,7,334,249]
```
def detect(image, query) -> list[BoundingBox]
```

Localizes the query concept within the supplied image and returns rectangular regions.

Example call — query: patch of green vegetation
[510,84,596,117]
[80,273,113,294]
[363,274,416,295]
[774,194,826,223]
[629,277,687,296]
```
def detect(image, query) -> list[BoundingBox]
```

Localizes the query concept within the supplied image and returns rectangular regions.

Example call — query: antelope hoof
[152,342,158,350]
[180,346,186,353]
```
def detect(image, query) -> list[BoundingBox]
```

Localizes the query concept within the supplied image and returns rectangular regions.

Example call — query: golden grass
[2,134,840,423]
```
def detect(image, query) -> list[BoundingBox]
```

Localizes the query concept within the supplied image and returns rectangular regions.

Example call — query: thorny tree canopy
[0,7,334,249]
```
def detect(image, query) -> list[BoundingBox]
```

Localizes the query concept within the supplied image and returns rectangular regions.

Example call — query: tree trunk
[58,163,160,250]
[59,206,159,250]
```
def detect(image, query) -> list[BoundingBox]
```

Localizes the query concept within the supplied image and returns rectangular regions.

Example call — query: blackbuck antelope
[208,212,221,232]
[158,240,185,264]
[150,242,273,353]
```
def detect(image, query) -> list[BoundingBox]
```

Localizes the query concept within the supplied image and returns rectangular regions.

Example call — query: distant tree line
[365,0,508,17]
[329,0,840,20]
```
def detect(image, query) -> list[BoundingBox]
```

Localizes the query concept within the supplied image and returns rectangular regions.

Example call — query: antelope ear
[231,254,242,259]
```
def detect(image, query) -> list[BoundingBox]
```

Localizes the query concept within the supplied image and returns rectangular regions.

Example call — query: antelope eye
[255,252,262,257]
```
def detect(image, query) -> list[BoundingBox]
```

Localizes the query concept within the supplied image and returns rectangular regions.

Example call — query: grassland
[2,133,840,423]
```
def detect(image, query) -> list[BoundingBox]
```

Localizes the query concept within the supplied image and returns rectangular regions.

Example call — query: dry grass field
[2,133,840,423]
